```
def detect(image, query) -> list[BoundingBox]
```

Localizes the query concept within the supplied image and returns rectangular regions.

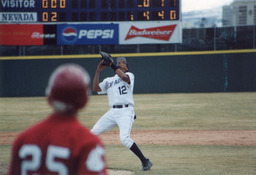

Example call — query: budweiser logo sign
[125,25,177,41]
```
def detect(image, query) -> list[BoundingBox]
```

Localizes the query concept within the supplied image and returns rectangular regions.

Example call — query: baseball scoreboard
[0,0,180,22]
[0,0,182,46]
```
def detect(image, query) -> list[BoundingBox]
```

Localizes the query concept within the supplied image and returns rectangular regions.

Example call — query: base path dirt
[99,130,256,146]
[1,130,256,146]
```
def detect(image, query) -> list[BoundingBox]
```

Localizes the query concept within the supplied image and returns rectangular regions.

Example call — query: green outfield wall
[0,50,256,97]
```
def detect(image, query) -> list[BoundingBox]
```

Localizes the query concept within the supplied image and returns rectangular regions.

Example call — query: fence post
[60,46,63,55]
[214,27,216,50]
[253,26,255,49]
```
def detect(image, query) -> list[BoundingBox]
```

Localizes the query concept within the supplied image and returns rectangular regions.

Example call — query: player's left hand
[100,51,113,66]
[96,60,107,73]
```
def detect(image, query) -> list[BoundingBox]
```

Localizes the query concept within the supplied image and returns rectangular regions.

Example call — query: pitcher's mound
[107,169,134,175]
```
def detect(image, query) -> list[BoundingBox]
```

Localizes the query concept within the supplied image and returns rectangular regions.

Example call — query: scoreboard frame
[0,0,181,23]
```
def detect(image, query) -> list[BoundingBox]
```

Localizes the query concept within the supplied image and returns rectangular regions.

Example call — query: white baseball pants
[91,107,135,148]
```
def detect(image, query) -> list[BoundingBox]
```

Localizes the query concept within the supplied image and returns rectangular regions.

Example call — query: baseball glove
[100,51,113,66]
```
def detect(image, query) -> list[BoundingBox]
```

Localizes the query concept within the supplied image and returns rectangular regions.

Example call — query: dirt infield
[1,130,256,146]
[100,130,256,146]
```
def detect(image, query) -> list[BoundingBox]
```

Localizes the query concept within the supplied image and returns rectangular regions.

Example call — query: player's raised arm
[93,61,105,92]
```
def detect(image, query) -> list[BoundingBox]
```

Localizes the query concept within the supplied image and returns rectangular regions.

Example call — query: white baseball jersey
[98,72,135,107]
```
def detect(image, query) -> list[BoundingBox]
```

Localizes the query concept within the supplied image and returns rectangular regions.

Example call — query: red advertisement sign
[0,24,43,45]
[125,25,177,41]
[119,21,181,44]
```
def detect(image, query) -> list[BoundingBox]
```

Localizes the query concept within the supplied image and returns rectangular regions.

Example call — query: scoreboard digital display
[0,0,180,22]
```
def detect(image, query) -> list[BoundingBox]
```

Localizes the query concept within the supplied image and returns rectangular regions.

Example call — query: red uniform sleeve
[77,143,107,175]
[8,135,22,175]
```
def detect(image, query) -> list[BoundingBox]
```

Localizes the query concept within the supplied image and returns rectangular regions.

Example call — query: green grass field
[1,93,256,175]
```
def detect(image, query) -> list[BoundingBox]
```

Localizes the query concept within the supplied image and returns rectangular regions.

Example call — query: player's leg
[130,143,152,171]
[91,110,116,135]
[115,110,134,148]
[115,109,136,147]
[116,108,152,170]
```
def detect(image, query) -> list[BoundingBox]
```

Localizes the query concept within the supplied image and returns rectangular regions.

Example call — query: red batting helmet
[45,64,90,114]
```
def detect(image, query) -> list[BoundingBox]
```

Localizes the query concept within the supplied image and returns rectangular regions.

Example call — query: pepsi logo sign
[63,27,77,41]
[62,27,114,41]
[57,24,119,45]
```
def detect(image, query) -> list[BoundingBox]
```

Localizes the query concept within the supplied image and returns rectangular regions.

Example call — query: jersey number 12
[118,86,127,95]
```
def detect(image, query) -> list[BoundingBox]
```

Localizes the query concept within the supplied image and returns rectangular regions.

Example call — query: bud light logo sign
[57,24,118,45]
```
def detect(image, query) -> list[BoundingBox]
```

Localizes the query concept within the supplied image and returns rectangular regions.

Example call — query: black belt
[113,104,129,108]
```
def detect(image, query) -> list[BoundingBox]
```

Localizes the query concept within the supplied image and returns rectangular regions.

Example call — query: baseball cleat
[142,159,153,171]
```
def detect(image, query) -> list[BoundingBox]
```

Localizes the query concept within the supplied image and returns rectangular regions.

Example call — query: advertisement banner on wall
[119,21,182,44]
[0,24,44,45]
[0,24,57,46]
[57,24,119,45]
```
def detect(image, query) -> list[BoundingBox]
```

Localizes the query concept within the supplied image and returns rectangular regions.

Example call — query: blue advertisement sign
[57,24,119,45]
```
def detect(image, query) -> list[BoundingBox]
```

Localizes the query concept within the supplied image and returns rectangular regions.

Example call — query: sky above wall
[182,0,234,12]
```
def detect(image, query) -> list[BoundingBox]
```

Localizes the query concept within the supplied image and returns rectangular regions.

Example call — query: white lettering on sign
[0,12,37,22]
[1,0,35,8]
[32,32,56,39]
[78,30,114,39]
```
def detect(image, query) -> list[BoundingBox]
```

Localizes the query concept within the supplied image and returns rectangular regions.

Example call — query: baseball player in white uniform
[91,55,152,171]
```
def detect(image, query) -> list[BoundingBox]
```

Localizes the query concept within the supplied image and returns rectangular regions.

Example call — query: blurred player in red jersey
[8,64,107,175]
